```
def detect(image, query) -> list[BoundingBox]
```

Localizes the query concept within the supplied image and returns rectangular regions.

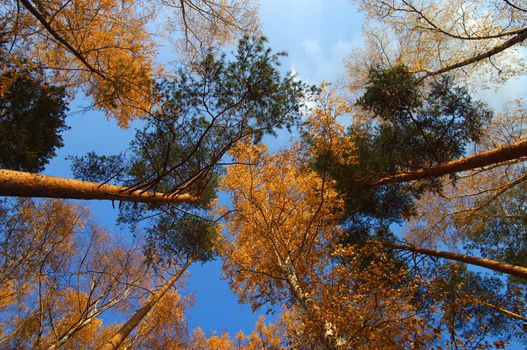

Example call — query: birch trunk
[279,259,345,350]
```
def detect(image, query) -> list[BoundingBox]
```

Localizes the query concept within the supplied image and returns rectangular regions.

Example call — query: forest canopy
[1,0,526,349]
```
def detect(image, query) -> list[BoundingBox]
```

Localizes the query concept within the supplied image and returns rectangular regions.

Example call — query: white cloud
[291,35,363,85]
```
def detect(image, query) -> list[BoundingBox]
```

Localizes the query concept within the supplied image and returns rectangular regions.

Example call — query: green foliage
[358,65,492,166]
[0,69,69,172]
[71,36,310,265]
[69,152,126,183]
[357,64,421,121]
[146,215,218,265]
[315,65,493,240]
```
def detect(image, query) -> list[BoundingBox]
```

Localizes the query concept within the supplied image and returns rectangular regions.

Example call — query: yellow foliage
[303,84,358,166]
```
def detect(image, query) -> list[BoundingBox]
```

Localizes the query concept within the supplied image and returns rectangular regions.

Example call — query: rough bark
[385,243,527,279]
[99,259,192,350]
[0,169,196,204]
[371,139,527,186]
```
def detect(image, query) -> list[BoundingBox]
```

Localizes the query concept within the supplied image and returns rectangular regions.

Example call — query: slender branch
[18,0,107,80]
[420,28,527,79]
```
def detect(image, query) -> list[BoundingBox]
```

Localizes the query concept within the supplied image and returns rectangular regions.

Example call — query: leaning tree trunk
[0,169,196,204]
[371,139,527,186]
[384,242,527,279]
[99,259,193,350]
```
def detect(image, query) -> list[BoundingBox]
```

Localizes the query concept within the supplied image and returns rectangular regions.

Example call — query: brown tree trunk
[421,28,527,79]
[371,139,527,186]
[99,259,193,350]
[384,242,527,279]
[0,169,196,204]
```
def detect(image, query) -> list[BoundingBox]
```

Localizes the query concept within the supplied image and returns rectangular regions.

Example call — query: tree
[300,85,527,347]
[380,241,527,279]
[190,316,285,350]
[0,36,308,209]
[0,168,197,204]
[121,289,192,350]
[0,39,69,172]
[219,141,433,349]
[304,73,519,244]
[100,193,221,349]
[370,138,527,186]
[1,0,258,126]
[0,198,152,349]
[347,0,527,92]
[100,259,193,350]
[404,107,527,267]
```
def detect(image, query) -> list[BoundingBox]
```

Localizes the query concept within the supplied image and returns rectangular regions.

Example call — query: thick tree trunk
[0,169,196,204]
[371,139,527,186]
[421,28,527,79]
[99,259,192,350]
[385,243,527,279]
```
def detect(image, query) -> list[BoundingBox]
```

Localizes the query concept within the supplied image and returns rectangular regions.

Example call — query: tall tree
[219,141,432,349]
[404,107,527,264]
[100,259,193,350]
[305,74,501,242]
[0,198,152,349]
[0,36,308,209]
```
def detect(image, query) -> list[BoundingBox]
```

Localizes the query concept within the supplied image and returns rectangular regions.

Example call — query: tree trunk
[384,242,527,279]
[371,139,527,186]
[99,259,192,350]
[279,259,345,350]
[0,169,196,204]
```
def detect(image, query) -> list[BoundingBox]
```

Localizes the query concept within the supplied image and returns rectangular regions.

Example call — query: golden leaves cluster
[216,135,436,348]
[218,140,343,308]
[303,84,358,167]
